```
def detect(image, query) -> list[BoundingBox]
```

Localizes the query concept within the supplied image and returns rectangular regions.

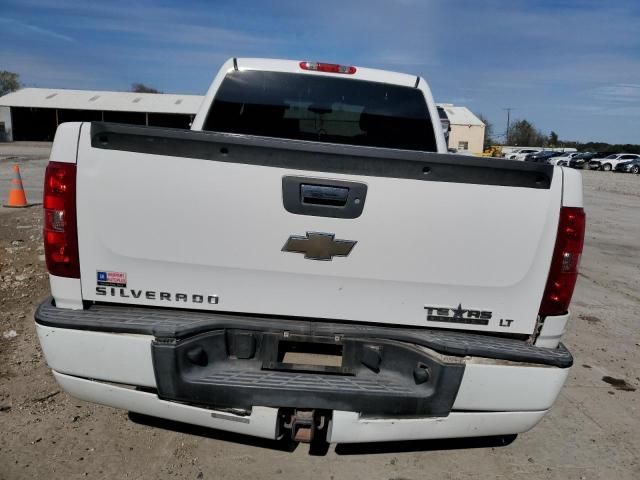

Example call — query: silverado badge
[282,232,356,261]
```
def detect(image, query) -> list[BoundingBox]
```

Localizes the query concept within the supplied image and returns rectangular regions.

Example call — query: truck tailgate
[76,123,561,335]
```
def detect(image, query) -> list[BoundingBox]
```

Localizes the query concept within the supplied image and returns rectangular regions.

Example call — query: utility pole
[503,107,512,143]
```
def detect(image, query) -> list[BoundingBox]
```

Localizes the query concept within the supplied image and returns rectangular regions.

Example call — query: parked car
[512,148,543,161]
[524,150,561,163]
[548,152,579,166]
[583,152,611,169]
[504,148,525,159]
[615,159,640,174]
[505,148,550,160]
[589,153,640,171]
[35,57,582,446]
[568,152,593,169]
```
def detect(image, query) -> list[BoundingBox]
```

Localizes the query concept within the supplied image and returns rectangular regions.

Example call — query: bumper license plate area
[152,330,465,416]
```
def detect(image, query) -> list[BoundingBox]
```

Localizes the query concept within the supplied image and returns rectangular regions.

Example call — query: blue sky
[1,0,639,144]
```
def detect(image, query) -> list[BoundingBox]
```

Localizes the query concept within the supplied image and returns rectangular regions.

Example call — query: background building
[0,105,11,142]
[437,104,486,154]
[0,88,203,142]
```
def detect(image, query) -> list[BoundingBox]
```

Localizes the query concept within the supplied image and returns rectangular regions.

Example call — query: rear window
[203,70,437,151]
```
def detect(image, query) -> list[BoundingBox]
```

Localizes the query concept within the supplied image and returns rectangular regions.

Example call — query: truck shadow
[128,412,516,456]
[127,412,299,452]
[333,434,517,455]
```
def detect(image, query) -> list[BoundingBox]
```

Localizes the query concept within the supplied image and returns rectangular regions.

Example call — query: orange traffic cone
[4,164,29,208]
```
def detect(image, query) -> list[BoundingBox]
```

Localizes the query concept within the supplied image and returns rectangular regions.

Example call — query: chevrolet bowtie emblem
[282,232,357,261]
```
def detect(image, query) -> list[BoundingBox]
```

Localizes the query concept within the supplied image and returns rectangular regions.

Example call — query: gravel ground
[0,146,639,479]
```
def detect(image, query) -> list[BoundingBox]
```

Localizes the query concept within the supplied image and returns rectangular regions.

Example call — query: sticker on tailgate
[97,270,127,287]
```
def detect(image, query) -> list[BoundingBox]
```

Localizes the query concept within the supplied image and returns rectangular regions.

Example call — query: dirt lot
[1,147,639,479]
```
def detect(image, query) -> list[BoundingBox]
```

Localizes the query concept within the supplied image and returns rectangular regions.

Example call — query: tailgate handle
[301,184,349,207]
[282,176,367,219]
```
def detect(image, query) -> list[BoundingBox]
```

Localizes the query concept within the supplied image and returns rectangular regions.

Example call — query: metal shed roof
[437,104,485,127]
[0,88,203,115]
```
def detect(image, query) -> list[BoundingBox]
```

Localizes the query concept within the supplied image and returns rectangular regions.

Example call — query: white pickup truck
[36,58,584,445]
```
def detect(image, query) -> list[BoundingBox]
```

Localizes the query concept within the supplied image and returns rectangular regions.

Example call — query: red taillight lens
[299,61,356,74]
[43,162,79,278]
[539,207,586,316]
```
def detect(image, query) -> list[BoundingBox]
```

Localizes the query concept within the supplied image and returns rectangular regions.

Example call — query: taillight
[43,162,79,278]
[299,61,356,74]
[539,207,586,316]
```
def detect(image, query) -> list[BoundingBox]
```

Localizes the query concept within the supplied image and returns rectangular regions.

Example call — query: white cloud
[0,17,73,42]
[591,83,640,102]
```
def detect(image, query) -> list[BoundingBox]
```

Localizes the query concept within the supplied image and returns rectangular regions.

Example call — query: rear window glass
[203,70,437,151]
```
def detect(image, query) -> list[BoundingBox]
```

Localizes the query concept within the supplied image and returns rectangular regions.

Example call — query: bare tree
[131,83,161,94]
[477,113,494,148]
[0,71,21,97]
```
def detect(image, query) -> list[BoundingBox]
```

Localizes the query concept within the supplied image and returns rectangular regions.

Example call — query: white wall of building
[449,124,485,154]
[438,104,485,154]
[0,106,12,142]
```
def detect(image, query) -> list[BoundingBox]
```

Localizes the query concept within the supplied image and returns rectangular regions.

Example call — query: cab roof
[236,58,420,88]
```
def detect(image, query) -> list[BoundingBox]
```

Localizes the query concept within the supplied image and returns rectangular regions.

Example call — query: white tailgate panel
[76,129,561,334]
